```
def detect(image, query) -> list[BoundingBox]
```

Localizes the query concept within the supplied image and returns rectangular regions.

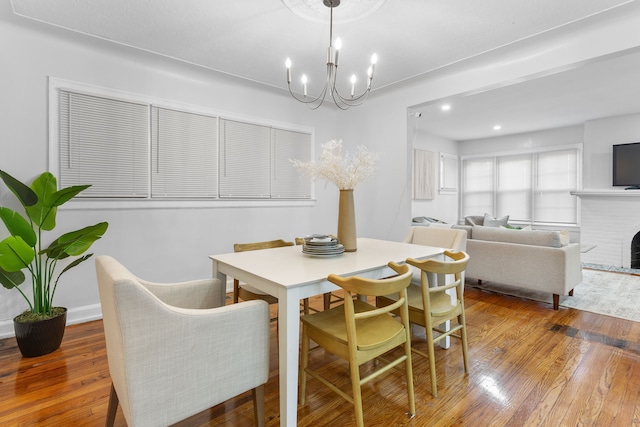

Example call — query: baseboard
[0,304,103,340]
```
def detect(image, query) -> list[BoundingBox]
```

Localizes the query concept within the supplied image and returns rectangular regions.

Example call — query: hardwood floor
[2,285,640,426]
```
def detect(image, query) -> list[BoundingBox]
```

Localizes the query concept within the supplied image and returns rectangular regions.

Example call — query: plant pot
[13,308,67,358]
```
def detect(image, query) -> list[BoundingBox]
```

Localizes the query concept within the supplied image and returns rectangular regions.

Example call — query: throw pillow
[483,213,509,227]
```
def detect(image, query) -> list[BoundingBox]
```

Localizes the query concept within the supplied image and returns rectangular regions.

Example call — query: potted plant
[0,170,108,357]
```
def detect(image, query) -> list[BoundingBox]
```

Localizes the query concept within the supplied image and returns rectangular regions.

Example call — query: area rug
[467,267,640,322]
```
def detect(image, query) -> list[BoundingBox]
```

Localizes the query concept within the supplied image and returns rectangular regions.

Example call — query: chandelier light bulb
[285,58,292,83]
[301,74,308,97]
[350,74,356,97]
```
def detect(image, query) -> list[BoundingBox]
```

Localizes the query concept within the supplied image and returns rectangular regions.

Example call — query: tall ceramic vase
[337,189,357,252]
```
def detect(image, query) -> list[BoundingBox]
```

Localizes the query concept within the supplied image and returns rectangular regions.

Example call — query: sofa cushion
[483,213,509,227]
[472,225,566,248]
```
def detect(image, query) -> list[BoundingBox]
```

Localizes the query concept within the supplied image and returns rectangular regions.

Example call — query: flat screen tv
[613,142,640,189]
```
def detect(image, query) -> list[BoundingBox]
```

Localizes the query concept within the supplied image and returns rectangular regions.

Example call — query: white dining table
[210,237,444,427]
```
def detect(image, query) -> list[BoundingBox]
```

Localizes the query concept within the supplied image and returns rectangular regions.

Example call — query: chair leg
[233,279,240,304]
[323,292,331,310]
[105,383,118,427]
[426,325,438,397]
[349,359,365,427]
[460,311,470,373]
[252,384,265,427]
[403,338,416,416]
[299,326,309,405]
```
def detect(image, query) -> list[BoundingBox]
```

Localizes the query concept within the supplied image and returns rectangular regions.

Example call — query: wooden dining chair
[299,262,415,427]
[376,250,470,397]
[295,236,344,311]
[233,239,311,317]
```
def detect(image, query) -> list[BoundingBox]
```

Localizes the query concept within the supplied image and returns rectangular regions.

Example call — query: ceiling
[10,0,640,140]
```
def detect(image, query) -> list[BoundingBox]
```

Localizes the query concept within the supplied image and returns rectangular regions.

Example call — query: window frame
[460,144,582,226]
[48,77,315,210]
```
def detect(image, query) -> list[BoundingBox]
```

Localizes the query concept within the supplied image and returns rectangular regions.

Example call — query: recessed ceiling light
[493,125,502,131]
[441,104,451,111]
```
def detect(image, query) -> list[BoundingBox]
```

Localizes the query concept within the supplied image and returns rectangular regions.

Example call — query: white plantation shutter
[59,90,149,197]
[271,129,311,199]
[219,119,271,198]
[151,107,218,198]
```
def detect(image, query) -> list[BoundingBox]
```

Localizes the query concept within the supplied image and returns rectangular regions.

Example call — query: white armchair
[95,256,270,427]
[403,226,467,252]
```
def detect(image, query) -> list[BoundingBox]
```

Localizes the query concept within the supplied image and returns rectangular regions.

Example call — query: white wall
[410,128,459,224]
[2,1,640,337]
[458,125,585,157]
[583,112,640,189]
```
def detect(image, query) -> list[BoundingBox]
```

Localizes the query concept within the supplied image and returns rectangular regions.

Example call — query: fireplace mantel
[571,190,640,197]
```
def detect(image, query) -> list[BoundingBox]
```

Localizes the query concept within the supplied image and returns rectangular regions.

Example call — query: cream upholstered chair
[377,250,470,397]
[403,226,467,252]
[299,262,415,427]
[402,226,467,286]
[95,256,269,427]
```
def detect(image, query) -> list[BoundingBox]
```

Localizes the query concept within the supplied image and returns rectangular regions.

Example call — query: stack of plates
[301,234,345,257]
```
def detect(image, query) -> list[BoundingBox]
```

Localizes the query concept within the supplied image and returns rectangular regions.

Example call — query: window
[52,79,313,203]
[151,107,218,198]
[461,146,580,225]
[58,90,149,197]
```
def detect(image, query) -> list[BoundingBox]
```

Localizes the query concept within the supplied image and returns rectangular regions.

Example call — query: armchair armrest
[138,277,224,309]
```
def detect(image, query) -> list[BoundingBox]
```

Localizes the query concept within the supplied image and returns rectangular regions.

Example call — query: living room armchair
[95,256,270,427]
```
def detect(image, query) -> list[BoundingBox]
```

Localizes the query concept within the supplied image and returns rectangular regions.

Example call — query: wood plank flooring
[1,284,640,426]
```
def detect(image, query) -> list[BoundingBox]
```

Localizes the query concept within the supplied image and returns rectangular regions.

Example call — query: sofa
[462,225,582,309]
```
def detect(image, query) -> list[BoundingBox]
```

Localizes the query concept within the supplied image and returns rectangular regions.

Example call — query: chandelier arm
[287,80,331,110]
[332,85,372,103]
[332,88,371,110]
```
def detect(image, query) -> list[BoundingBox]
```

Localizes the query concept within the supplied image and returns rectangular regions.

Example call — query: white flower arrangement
[291,139,380,190]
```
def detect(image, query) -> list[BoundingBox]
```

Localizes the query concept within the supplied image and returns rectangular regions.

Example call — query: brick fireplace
[573,191,640,268]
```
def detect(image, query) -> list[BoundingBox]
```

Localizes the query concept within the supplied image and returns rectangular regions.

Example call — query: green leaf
[0,170,38,208]
[25,172,58,230]
[0,266,26,290]
[44,222,109,258]
[0,208,37,247]
[59,254,93,276]
[0,236,35,272]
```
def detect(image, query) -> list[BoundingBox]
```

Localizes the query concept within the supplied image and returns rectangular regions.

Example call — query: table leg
[278,288,301,427]
[211,260,227,306]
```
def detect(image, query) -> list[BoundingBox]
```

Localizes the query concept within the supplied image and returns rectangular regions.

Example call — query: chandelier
[285,0,378,110]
